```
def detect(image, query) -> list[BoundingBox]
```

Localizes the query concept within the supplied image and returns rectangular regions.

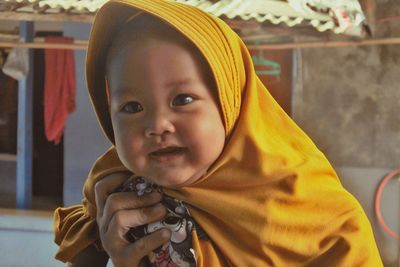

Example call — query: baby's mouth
[149,146,187,157]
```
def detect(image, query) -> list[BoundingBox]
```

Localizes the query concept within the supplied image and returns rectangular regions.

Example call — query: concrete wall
[293,45,400,169]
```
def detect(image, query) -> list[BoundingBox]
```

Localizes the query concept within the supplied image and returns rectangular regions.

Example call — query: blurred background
[0,0,398,266]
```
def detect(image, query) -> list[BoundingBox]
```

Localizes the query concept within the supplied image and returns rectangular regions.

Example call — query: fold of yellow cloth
[54,0,383,265]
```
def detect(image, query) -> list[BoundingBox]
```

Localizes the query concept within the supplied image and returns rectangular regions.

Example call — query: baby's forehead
[106,17,202,72]
[111,33,186,55]
[106,34,206,78]
[108,14,190,55]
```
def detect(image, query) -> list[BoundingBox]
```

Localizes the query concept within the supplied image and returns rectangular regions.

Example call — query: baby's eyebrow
[110,87,138,101]
[164,78,194,89]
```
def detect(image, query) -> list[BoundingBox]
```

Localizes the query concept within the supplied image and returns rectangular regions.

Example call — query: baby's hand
[95,172,171,267]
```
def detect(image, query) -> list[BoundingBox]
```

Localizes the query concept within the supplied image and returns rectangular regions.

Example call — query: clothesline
[0,37,400,50]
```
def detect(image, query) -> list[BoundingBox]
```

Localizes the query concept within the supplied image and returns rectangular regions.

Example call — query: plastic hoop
[374,168,400,240]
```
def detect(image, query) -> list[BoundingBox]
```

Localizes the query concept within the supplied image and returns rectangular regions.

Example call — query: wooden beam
[1,37,399,51]
[246,37,400,50]
[0,40,88,50]
[0,11,94,23]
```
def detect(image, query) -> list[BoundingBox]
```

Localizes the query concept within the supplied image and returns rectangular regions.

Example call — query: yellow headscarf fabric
[54,0,383,266]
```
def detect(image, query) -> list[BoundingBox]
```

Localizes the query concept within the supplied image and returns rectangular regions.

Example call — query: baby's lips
[149,145,187,156]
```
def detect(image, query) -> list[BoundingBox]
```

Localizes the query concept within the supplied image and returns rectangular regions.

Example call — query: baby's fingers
[95,172,131,221]
[105,203,167,238]
[100,192,163,233]
[108,230,171,267]
[123,229,171,266]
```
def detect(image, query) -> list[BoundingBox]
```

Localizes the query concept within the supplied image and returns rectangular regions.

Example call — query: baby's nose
[144,112,175,137]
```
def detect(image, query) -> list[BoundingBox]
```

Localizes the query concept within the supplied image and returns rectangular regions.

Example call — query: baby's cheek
[198,122,225,163]
[117,135,145,169]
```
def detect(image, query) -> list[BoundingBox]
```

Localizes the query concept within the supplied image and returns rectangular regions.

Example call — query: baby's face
[107,37,225,187]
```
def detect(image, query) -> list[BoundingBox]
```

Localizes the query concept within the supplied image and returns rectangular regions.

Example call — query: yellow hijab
[54,0,383,266]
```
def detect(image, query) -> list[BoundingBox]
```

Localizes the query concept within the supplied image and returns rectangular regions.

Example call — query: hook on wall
[251,43,281,76]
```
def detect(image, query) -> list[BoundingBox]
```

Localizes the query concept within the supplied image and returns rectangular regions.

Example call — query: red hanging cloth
[44,37,76,144]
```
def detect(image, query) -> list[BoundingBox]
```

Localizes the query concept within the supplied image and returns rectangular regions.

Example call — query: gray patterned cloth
[117,176,202,267]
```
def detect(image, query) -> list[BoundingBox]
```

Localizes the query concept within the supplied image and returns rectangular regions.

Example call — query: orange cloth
[44,37,76,144]
[54,0,383,266]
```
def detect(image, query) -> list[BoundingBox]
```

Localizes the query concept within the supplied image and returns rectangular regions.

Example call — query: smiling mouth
[149,147,187,157]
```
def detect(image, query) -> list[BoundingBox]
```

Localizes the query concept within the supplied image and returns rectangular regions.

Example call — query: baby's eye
[121,101,143,113]
[172,94,194,106]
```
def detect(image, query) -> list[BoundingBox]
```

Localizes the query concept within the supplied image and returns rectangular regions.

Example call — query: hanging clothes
[44,37,76,144]
[2,45,29,80]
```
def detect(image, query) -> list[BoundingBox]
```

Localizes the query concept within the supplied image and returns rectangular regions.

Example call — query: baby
[54,1,383,267]
[101,14,225,265]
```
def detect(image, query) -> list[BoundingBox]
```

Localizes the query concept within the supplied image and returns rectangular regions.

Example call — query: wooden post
[16,21,34,209]
[291,49,297,118]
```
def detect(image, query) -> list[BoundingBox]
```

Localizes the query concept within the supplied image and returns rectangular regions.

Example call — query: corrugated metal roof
[177,0,365,34]
[1,0,366,35]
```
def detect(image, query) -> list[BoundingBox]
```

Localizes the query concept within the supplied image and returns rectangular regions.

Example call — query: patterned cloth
[117,176,200,267]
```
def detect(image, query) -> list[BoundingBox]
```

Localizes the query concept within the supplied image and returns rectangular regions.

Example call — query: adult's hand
[95,172,171,267]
